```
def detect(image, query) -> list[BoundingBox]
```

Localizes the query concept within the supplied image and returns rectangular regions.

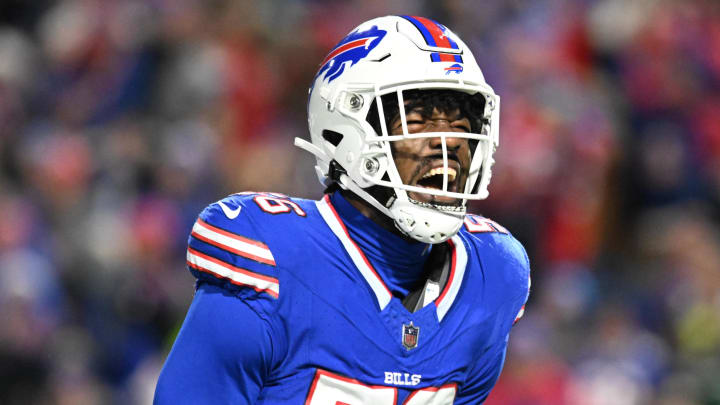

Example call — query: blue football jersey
[155,192,530,404]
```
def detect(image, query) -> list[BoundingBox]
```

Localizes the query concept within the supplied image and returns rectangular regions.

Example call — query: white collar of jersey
[316,195,468,321]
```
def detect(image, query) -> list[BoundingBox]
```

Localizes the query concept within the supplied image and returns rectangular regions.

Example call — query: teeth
[421,167,457,182]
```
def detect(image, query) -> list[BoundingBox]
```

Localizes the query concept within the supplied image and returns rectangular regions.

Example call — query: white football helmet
[295,15,500,243]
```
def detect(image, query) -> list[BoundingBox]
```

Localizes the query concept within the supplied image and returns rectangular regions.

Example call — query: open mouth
[410,164,463,206]
[416,167,457,190]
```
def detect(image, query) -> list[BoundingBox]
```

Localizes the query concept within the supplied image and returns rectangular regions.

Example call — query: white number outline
[252,194,307,217]
[463,214,508,234]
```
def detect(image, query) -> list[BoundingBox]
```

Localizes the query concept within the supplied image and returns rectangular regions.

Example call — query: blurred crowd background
[0,0,718,404]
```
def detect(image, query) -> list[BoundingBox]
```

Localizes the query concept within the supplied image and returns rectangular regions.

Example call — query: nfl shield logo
[402,322,420,350]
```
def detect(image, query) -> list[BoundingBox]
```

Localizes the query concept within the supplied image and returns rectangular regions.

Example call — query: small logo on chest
[402,322,419,350]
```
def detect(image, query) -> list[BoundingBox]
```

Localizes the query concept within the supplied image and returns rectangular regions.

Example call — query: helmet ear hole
[366,94,400,136]
[322,130,344,146]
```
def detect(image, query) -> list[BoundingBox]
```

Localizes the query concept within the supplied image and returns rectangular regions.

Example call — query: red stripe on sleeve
[197,219,269,249]
[188,247,279,284]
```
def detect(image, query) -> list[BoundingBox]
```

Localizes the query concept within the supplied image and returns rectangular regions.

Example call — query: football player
[155,15,530,404]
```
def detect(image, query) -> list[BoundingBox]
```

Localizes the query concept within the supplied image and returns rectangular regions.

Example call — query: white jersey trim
[316,196,393,310]
[191,219,276,266]
[435,235,468,321]
[187,248,279,298]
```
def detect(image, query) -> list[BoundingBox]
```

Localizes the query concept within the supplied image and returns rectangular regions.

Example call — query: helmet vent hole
[322,130,344,147]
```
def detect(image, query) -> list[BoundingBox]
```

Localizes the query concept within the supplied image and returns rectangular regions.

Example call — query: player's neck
[339,189,419,244]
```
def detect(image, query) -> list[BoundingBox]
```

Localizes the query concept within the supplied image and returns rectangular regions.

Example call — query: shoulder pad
[460,213,531,311]
[186,192,288,299]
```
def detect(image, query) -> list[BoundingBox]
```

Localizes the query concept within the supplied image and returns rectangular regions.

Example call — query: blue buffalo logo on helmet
[444,63,464,75]
[315,25,387,83]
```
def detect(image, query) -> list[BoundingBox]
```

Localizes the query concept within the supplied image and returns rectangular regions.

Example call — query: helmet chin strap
[339,174,465,244]
[338,173,395,219]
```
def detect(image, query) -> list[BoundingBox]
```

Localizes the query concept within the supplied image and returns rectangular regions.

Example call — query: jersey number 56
[305,370,456,405]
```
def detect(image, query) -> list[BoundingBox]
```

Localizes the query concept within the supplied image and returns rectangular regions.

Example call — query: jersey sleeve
[462,214,531,327]
[452,216,532,402]
[186,194,280,300]
[154,282,280,404]
[155,194,292,403]
[512,243,531,325]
